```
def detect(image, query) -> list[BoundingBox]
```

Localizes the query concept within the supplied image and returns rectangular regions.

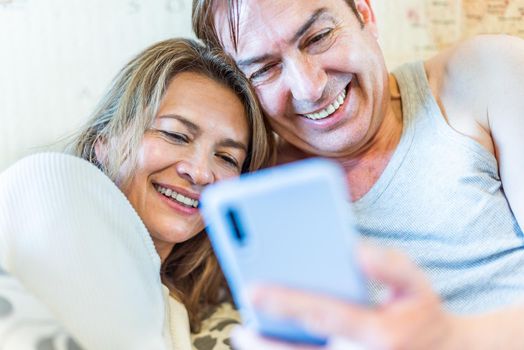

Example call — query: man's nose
[285,54,327,103]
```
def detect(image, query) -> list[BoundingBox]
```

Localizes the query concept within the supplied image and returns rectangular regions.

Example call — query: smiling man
[192,0,524,349]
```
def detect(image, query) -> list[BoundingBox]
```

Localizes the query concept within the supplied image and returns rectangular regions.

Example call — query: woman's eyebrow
[157,114,200,134]
[218,138,248,153]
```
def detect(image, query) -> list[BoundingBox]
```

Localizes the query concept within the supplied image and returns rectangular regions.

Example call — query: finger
[231,326,322,350]
[357,243,432,296]
[248,285,375,339]
[328,336,366,350]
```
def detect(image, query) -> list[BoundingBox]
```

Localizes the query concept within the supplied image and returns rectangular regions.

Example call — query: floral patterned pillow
[191,302,240,350]
[0,269,84,350]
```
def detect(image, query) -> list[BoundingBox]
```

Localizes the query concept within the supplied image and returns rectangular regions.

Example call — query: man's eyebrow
[236,8,329,69]
[157,114,199,134]
[292,8,329,43]
[219,138,248,153]
[237,54,273,68]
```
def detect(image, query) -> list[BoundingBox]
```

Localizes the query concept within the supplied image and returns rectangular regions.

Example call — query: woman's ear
[94,138,108,168]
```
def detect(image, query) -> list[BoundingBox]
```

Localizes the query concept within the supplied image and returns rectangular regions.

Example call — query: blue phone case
[201,158,367,345]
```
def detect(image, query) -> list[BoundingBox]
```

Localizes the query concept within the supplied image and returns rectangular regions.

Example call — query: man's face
[215,0,389,158]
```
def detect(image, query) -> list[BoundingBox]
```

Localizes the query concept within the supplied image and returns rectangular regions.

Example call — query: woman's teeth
[304,88,346,120]
[155,185,199,208]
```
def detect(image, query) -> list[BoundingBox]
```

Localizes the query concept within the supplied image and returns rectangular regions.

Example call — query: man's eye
[304,29,335,51]
[250,63,279,82]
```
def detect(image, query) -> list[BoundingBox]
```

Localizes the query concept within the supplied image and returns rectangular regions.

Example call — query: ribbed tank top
[353,61,524,314]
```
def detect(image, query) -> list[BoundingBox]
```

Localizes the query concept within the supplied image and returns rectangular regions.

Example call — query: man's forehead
[214,0,330,58]
[213,0,288,53]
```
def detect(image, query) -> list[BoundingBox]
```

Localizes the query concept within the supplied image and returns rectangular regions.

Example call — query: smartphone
[201,158,367,345]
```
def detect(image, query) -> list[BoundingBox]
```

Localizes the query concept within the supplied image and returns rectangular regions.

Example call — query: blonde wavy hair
[69,38,275,331]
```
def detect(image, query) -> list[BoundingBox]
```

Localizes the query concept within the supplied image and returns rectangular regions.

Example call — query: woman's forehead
[157,72,249,142]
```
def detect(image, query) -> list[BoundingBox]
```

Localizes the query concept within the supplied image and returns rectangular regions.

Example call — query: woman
[0,38,274,349]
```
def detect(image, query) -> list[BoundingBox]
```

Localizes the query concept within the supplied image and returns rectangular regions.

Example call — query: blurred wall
[0,0,194,170]
[1,0,523,171]
[374,0,524,68]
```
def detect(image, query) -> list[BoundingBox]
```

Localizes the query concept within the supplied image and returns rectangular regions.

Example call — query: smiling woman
[120,72,250,262]
[0,38,275,349]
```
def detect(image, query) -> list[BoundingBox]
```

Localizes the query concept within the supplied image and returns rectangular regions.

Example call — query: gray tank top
[353,61,524,314]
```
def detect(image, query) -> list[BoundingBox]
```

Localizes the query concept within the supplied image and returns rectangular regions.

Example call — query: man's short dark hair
[192,0,362,52]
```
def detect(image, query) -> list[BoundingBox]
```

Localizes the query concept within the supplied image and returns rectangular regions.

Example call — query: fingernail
[230,326,247,348]
[244,284,264,305]
[358,242,383,264]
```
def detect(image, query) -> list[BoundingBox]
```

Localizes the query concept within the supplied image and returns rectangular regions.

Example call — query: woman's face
[120,72,249,261]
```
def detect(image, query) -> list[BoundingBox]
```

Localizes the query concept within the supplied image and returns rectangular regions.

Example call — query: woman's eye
[161,131,189,144]
[217,153,239,169]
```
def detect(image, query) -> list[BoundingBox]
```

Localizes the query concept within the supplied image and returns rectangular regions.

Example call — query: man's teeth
[304,89,346,120]
[155,185,199,208]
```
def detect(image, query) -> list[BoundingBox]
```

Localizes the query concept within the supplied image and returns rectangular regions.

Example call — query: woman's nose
[176,155,214,187]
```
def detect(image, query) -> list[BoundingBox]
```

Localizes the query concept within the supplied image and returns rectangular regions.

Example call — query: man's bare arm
[433,34,524,230]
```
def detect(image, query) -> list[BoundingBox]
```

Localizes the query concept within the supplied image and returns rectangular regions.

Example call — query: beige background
[1,0,523,171]
[375,0,524,67]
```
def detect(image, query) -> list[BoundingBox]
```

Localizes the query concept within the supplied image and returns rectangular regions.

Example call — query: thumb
[357,243,431,297]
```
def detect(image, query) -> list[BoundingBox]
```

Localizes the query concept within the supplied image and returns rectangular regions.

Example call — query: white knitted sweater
[0,153,192,350]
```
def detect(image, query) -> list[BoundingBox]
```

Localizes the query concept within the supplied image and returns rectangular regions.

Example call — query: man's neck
[276,75,403,201]
[339,98,402,201]
[334,74,403,201]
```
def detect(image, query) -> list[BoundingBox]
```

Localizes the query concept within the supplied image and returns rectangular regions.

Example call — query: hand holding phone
[201,158,368,345]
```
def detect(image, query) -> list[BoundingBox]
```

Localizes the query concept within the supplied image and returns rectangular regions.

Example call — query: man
[192,0,524,349]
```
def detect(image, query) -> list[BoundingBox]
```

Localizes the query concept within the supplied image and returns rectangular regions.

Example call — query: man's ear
[356,0,378,39]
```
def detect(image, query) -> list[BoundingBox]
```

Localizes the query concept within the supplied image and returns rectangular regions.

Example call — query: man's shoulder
[421,35,524,153]
[425,34,524,92]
